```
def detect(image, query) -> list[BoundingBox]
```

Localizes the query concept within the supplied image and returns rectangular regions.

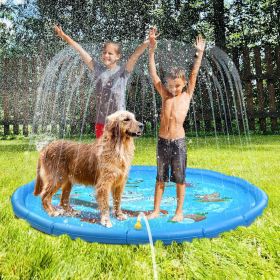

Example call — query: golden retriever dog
[34,111,144,227]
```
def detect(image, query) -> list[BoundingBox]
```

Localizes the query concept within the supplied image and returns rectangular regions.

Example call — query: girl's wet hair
[102,41,122,56]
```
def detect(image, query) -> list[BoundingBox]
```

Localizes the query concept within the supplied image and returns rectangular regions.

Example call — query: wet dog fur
[34,111,143,227]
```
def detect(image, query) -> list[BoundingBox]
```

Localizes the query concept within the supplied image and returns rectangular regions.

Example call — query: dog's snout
[138,122,144,130]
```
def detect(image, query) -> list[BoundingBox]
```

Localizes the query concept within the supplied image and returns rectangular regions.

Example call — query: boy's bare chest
[162,94,191,116]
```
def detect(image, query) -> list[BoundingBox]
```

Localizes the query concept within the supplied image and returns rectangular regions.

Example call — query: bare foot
[170,213,184,222]
[147,211,160,220]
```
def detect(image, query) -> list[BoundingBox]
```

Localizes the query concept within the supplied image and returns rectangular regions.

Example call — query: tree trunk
[213,0,226,50]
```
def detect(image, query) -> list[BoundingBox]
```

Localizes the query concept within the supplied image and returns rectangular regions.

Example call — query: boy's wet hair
[102,41,122,56]
[165,66,186,81]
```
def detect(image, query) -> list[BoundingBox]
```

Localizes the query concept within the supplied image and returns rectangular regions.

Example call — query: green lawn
[0,136,279,279]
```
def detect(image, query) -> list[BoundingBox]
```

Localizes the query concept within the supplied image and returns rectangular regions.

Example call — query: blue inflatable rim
[11,166,268,245]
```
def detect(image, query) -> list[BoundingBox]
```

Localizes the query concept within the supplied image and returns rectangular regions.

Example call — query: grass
[0,135,279,279]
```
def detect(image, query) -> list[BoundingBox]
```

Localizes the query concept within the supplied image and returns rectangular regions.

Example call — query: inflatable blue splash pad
[11,166,268,244]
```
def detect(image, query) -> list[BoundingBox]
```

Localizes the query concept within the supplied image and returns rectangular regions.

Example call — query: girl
[55,25,149,138]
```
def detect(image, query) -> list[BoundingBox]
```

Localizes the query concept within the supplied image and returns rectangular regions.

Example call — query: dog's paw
[64,208,81,217]
[115,212,128,221]
[70,210,81,217]
[100,215,112,228]
[49,208,65,217]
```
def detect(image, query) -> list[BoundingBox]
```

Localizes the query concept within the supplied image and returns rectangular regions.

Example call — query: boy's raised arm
[186,35,206,98]
[54,25,94,71]
[148,28,166,96]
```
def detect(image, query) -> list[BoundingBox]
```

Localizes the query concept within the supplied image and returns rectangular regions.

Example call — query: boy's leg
[148,137,169,219]
[148,180,165,219]
[170,138,187,222]
[171,183,186,222]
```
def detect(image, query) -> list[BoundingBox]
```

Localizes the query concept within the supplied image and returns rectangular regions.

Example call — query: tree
[212,0,226,49]
[226,0,279,48]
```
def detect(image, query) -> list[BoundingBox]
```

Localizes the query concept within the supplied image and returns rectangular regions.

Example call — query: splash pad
[14,39,267,245]
[11,166,267,244]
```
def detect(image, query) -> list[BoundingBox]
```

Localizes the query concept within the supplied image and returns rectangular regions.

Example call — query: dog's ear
[112,120,121,139]
[105,116,120,139]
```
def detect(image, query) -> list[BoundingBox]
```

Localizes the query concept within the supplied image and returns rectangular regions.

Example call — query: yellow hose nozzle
[134,220,142,230]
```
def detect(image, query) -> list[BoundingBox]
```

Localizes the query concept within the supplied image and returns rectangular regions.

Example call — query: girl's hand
[54,25,67,40]
[195,35,206,53]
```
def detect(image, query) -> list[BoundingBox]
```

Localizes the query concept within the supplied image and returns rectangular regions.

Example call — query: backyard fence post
[264,46,278,132]
[3,58,10,135]
[22,57,29,136]
[13,58,20,135]
[254,47,266,133]
[242,47,255,131]
[232,47,244,133]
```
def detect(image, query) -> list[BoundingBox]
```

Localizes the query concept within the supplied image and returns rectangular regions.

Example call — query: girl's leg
[95,123,105,138]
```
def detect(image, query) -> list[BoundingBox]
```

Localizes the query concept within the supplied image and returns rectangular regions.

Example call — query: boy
[148,28,206,222]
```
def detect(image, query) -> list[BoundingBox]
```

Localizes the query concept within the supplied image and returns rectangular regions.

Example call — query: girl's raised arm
[55,25,94,71]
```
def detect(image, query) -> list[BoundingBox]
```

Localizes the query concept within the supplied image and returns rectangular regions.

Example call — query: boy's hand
[54,25,67,40]
[149,27,160,50]
[195,35,206,53]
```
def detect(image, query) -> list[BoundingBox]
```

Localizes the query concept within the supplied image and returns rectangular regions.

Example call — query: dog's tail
[34,159,43,196]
